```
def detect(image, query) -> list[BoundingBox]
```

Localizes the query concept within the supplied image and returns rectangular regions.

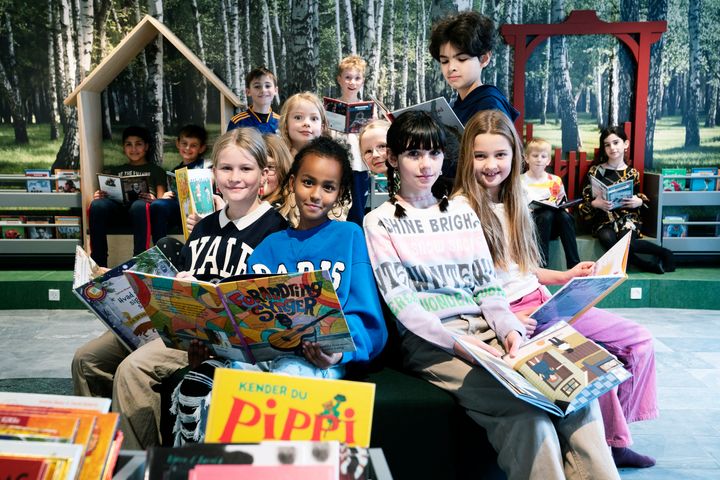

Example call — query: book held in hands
[73,246,177,351]
[323,97,375,134]
[589,176,634,209]
[97,172,150,203]
[124,269,356,363]
[455,321,631,417]
[175,166,215,239]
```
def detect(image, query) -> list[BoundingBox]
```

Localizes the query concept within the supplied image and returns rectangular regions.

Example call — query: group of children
[72,8,665,478]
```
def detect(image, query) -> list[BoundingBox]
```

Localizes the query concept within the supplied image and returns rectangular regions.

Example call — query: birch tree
[685,0,701,147]
[260,0,270,66]
[144,0,164,165]
[270,0,286,83]
[362,0,378,96]
[370,0,385,97]
[0,12,28,144]
[334,0,342,64]
[47,0,59,141]
[191,0,207,124]
[399,0,409,108]
[287,0,320,94]
[54,0,80,168]
[550,0,579,152]
[219,0,231,91]
[645,0,668,167]
[95,0,112,139]
[262,0,278,105]
[343,0,357,54]
[78,0,94,78]
[386,0,395,107]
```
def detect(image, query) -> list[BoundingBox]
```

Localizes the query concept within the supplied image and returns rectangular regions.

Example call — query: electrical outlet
[48,289,60,302]
[630,287,642,300]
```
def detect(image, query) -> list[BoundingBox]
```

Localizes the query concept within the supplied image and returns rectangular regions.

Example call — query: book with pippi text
[73,246,177,351]
[0,439,84,480]
[124,269,355,363]
[174,167,215,239]
[0,392,120,480]
[589,175,634,210]
[455,320,631,417]
[146,440,340,480]
[530,231,631,327]
[205,369,375,447]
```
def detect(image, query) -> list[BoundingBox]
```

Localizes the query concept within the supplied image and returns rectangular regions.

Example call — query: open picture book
[388,96,464,134]
[73,246,178,351]
[323,97,375,133]
[529,197,583,211]
[123,269,356,364]
[589,176,634,210]
[530,231,631,327]
[455,321,631,417]
[97,173,150,204]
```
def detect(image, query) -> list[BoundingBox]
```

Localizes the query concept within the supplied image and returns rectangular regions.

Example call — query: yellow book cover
[0,413,79,443]
[175,167,192,239]
[205,369,375,447]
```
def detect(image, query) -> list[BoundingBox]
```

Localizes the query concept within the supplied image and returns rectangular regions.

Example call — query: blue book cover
[689,167,718,191]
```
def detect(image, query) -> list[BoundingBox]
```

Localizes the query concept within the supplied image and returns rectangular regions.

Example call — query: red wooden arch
[500,10,666,183]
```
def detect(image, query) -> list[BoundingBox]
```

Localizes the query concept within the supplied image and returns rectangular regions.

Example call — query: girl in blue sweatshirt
[172,136,387,444]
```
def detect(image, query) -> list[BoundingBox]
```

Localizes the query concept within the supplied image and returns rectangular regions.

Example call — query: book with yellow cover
[0,412,80,443]
[0,439,83,480]
[175,167,214,239]
[205,369,375,447]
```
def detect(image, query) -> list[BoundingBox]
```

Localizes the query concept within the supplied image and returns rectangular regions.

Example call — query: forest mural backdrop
[0,0,715,170]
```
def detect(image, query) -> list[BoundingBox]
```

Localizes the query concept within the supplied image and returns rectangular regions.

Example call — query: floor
[0,307,718,479]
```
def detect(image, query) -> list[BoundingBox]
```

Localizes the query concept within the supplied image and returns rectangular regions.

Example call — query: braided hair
[386,111,449,218]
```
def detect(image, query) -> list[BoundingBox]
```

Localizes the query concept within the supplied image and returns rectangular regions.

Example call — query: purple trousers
[510,288,658,447]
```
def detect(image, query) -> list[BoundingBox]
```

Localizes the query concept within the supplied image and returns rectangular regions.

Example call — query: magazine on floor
[454,321,631,417]
[73,246,177,351]
[124,269,356,363]
[530,231,631,327]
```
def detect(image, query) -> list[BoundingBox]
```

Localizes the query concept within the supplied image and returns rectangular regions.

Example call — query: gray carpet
[0,377,73,395]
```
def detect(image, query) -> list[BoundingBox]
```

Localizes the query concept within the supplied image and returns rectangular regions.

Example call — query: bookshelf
[644,172,720,254]
[0,174,82,255]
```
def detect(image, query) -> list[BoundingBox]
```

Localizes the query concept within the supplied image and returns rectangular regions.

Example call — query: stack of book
[0,392,121,479]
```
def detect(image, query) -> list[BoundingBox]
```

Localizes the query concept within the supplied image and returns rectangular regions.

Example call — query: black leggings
[596,226,674,273]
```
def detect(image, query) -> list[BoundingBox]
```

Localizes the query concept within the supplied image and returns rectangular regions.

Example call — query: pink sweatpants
[510,288,659,447]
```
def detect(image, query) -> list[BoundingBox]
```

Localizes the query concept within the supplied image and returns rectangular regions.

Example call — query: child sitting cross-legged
[171,136,388,445]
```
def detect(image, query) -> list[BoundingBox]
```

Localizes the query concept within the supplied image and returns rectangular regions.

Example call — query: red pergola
[500,10,666,181]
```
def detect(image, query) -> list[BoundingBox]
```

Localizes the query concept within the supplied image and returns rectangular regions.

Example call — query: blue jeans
[89,198,150,267]
[347,170,370,227]
[149,198,181,242]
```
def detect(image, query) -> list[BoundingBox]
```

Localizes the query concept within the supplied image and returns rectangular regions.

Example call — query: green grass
[0,123,223,174]
[0,117,717,174]
[526,114,720,171]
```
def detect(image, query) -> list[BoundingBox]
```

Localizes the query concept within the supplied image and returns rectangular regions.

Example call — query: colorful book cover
[125,269,355,363]
[73,246,177,351]
[589,176,634,209]
[188,168,215,216]
[531,232,630,326]
[662,214,689,237]
[97,173,150,203]
[0,216,25,239]
[101,430,124,480]
[54,169,80,193]
[166,171,178,198]
[0,456,48,480]
[25,216,54,239]
[455,321,631,417]
[188,464,336,480]
[205,369,375,446]
[0,412,80,443]
[661,167,687,191]
[323,97,375,133]
[0,392,111,413]
[0,439,84,480]
[146,441,339,480]
[24,169,52,192]
[689,167,718,191]
[54,215,81,240]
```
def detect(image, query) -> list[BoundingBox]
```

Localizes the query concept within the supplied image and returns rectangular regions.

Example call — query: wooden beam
[76,91,103,252]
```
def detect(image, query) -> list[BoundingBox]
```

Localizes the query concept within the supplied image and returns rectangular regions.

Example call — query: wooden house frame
[64,15,241,249]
